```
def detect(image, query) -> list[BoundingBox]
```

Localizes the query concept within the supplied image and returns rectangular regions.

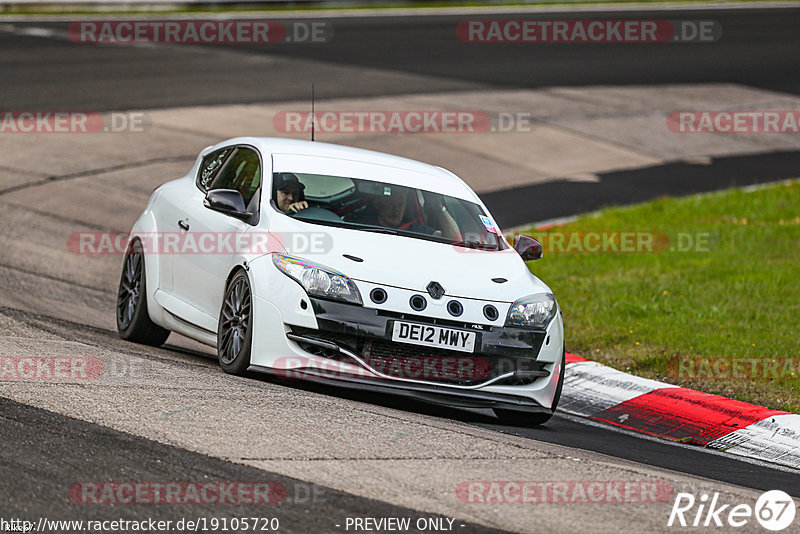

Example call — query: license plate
[391,321,476,353]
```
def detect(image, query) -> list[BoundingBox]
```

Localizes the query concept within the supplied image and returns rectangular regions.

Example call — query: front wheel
[493,345,566,426]
[116,238,170,346]
[217,270,253,376]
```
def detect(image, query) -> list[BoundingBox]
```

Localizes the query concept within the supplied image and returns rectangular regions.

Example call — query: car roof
[208,137,478,201]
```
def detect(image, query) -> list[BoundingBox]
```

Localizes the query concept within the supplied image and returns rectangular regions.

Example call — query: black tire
[116,238,171,346]
[217,270,253,376]
[494,345,566,426]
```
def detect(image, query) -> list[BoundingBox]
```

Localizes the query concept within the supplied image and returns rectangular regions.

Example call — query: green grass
[522,180,800,413]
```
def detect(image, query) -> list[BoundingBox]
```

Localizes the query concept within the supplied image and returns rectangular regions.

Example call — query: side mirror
[513,235,543,261]
[204,189,250,221]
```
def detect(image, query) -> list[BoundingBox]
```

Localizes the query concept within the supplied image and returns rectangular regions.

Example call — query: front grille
[289,326,548,387]
[361,338,494,385]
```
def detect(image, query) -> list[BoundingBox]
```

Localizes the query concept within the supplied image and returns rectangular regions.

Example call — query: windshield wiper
[359,226,399,235]
[336,222,399,235]
[451,240,498,250]
[295,217,400,235]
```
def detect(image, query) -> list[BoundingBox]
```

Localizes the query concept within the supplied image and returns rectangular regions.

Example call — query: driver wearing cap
[274,173,309,214]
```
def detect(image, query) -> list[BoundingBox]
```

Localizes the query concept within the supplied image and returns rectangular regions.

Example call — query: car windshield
[272,172,507,251]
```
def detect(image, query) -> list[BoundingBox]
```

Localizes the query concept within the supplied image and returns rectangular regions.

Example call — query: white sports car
[117,137,564,424]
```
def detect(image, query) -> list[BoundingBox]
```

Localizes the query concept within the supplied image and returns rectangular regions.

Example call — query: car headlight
[272,254,362,305]
[505,293,557,329]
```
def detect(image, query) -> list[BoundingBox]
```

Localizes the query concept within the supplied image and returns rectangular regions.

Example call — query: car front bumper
[245,253,564,410]
[249,289,564,411]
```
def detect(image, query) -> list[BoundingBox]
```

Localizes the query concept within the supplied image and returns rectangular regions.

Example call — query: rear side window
[208,147,262,208]
[197,147,233,192]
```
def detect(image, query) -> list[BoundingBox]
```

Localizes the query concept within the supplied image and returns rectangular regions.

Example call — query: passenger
[370,187,459,239]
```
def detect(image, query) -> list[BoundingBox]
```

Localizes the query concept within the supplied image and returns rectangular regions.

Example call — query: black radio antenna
[311,84,315,142]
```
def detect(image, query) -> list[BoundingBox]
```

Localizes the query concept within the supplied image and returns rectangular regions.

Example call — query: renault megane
[116,137,564,424]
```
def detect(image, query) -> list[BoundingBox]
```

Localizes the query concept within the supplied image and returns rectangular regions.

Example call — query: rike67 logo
[668,490,796,531]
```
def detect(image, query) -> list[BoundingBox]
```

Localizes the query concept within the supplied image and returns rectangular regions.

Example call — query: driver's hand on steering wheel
[288,201,309,213]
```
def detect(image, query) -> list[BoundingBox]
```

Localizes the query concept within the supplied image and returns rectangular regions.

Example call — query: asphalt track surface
[2,5,800,530]
[1,307,799,515]
[0,396,508,534]
[1,7,800,110]
[485,149,800,228]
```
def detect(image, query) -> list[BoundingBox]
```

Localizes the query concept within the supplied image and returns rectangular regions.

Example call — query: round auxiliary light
[409,294,427,311]
[447,300,464,317]
[370,288,388,304]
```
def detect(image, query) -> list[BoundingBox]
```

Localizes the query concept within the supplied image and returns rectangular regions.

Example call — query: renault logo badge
[426,281,445,300]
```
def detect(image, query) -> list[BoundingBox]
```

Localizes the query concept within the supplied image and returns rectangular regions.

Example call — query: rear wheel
[116,238,170,346]
[217,270,253,376]
[494,346,566,426]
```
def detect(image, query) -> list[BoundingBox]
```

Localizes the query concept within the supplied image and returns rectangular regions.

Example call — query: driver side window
[208,147,262,209]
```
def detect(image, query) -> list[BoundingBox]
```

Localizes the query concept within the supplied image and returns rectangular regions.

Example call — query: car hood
[269,220,550,303]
